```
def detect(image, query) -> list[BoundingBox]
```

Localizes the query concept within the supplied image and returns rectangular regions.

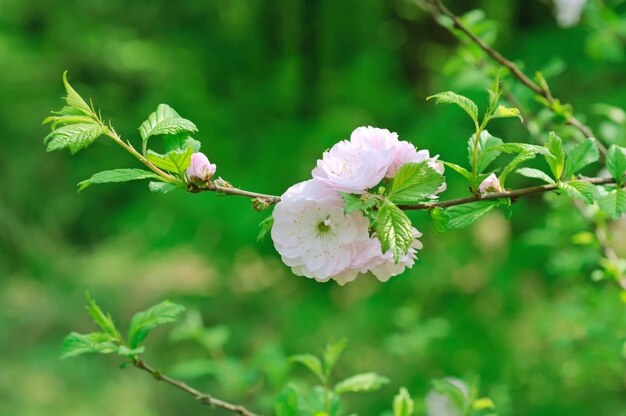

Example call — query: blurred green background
[1,0,625,414]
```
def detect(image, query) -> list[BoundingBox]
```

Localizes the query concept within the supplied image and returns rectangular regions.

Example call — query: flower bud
[478,173,503,194]
[186,152,216,186]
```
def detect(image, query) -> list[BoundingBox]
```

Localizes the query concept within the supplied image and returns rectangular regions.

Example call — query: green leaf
[44,123,105,154]
[561,181,601,205]
[323,339,347,378]
[544,132,565,180]
[598,188,626,219]
[564,138,600,178]
[62,71,93,116]
[274,384,299,416]
[127,300,186,348]
[146,147,193,175]
[116,345,146,356]
[516,167,555,184]
[393,387,414,416]
[471,131,503,173]
[149,182,179,194]
[606,145,626,185]
[429,208,450,232]
[443,161,473,181]
[388,162,445,204]
[334,372,390,394]
[78,169,161,192]
[163,135,201,153]
[374,199,413,263]
[442,200,503,230]
[499,151,536,187]
[257,215,274,242]
[491,105,523,122]
[43,114,94,129]
[85,291,122,341]
[487,143,551,156]
[61,332,118,359]
[139,104,198,144]
[289,354,325,383]
[427,91,479,124]
[339,192,376,215]
[473,397,496,410]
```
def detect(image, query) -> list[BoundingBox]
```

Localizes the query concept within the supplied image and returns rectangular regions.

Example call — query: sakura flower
[186,152,216,185]
[478,173,503,194]
[271,179,371,282]
[386,140,447,196]
[312,126,399,194]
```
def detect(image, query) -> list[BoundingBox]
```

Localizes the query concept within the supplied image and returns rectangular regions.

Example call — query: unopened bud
[478,173,503,194]
[186,152,216,186]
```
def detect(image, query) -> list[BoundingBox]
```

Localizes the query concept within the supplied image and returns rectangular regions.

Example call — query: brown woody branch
[133,357,260,416]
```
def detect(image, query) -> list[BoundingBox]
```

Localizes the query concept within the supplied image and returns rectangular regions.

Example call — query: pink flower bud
[478,173,503,194]
[186,152,216,185]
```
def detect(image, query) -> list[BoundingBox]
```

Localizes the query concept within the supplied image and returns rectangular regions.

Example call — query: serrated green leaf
[499,151,536,187]
[471,131,503,173]
[116,345,146,356]
[139,104,197,145]
[146,147,193,175]
[43,114,95,129]
[516,167,555,184]
[561,181,601,205]
[598,188,626,219]
[491,105,523,122]
[606,145,626,185]
[78,169,161,192]
[61,332,118,359]
[334,372,390,394]
[274,384,299,416]
[388,162,444,204]
[127,300,186,348]
[44,123,105,154]
[487,143,551,156]
[85,292,122,341]
[564,138,599,178]
[339,192,376,215]
[323,339,347,378]
[544,132,565,180]
[62,71,93,116]
[393,387,414,416]
[163,135,202,153]
[289,354,325,383]
[149,182,179,194]
[443,161,473,181]
[427,91,479,123]
[257,215,274,242]
[444,200,503,230]
[375,199,413,263]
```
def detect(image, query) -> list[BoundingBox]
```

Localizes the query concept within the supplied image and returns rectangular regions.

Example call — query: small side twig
[427,0,607,155]
[133,357,261,416]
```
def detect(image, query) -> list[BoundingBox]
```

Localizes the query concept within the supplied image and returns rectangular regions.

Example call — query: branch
[397,176,616,210]
[427,0,607,155]
[133,357,261,416]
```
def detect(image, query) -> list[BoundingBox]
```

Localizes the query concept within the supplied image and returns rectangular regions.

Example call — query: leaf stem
[133,356,260,416]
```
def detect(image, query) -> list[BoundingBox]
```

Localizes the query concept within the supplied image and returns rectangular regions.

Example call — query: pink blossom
[312,126,398,194]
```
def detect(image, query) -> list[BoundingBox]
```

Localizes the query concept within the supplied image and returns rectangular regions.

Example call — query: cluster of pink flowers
[271,126,445,285]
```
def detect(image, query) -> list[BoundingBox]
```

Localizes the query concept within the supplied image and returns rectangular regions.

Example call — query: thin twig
[397,176,616,210]
[427,0,607,155]
[133,357,260,416]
